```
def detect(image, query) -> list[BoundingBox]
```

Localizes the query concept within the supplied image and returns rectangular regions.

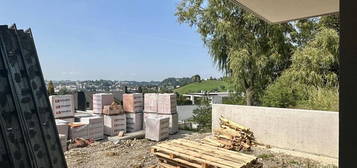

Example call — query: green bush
[297,87,339,111]
[192,97,212,132]
[262,76,307,108]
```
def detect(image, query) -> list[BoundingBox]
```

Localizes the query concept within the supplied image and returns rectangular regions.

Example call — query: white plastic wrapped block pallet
[104,114,126,136]
[157,93,177,114]
[123,93,143,112]
[93,93,114,114]
[59,134,67,152]
[143,112,157,129]
[157,113,179,135]
[126,112,143,132]
[55,119,69,139]
[145,116,169,141]
[49,95,75,118]
[144,112,178,134]
[58,117,75,123]
[144,93,158,112]
[80,115,104,140]
[69,122,89,139]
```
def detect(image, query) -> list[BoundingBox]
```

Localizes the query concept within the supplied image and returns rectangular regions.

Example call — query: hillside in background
[174,80,228,94]
[159,77,193,88]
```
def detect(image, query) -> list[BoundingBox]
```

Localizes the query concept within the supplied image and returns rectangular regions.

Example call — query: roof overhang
[232,0,339,24]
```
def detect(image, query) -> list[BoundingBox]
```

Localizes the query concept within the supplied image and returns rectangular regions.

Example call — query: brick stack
[123,93,144,133]
[103,114,126,136]
[126,113,143,132]
[80,115,104,140]
[49,95,75,122]
[59,134,67,152]
[92,93,126,137]
[158,93,177,114]
[144,93,158,112]
[123,93,144,112]
[69,122,89,139]
[93,93,114,114]
[145,116,170,141]
[144,93,178,134]
[55,119,69,140]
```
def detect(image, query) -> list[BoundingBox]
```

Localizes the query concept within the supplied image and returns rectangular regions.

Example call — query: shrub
[297,87,339,111]
[192,97,212,132]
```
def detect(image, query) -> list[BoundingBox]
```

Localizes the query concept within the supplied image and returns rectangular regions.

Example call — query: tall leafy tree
[191,74,201,82]
[263,27,339,110]
[47,80,55,95]
[176,0,294,105]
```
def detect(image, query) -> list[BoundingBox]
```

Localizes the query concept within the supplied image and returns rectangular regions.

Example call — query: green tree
[192,97,212,132]
[191,74,201,83]
[47,80,55,95]
[176,0,295,105]
[58,88,72,95]
[263,28,339,111]
[319,14,339,33]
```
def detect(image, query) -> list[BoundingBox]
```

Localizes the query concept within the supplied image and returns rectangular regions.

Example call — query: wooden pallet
[151,139,260,168]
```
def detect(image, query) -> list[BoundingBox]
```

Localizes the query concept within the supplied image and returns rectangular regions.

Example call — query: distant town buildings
[45,80,160,93]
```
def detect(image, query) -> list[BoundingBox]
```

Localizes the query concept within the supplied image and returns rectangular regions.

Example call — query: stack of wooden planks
[203,117,257,151]
[151,139,261,168]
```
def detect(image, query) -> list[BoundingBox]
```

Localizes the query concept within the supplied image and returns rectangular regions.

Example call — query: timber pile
[151,139,261,168]
[203,117,257,151]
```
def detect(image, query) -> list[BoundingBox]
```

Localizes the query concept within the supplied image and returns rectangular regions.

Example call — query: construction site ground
[65,130,338,168]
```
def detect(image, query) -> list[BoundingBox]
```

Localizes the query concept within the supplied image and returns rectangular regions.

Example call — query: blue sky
[0,0,222,81]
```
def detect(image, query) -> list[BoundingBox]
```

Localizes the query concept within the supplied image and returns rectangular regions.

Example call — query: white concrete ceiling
[232,0,339,23]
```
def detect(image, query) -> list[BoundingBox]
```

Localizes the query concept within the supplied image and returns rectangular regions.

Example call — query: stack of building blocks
[144,93,178,134]
[55,119,69,139]
[144,93,158,112]
[123,93,144,133]
[126,112,143,132]
[69,122,89,139]
[80,115,104,140]
[158,93,177,113]
[104,114,126,136]
[93,93,114,114]
[59,134,67,152]
[123,93,144,112]
[145,116,170,141]
[49,94,75,122]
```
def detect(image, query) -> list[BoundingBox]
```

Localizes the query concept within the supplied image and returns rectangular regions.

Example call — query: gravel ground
[65,131,338,168]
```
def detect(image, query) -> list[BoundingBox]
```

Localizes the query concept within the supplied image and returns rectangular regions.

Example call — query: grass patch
[257,153,275,159]
[174,80,228,94]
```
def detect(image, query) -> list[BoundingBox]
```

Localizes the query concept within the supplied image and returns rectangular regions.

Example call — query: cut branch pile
[203,116,257,151]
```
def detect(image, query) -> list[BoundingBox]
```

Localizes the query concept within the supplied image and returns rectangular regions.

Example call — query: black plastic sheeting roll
[0,24,67,168]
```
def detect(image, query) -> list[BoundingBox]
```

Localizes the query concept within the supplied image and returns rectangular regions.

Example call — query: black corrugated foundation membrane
[0,24,67,168]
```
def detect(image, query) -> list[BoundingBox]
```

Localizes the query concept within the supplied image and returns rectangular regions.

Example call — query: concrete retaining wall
[177,105,199,121]
[212,104,338,158]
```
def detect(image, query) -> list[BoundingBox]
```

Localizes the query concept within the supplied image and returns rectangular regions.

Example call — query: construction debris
[103,102,124,115]
[71,138,95,148]
[151,139,260,168]
[118,131,125,137]
[204,117,257,151]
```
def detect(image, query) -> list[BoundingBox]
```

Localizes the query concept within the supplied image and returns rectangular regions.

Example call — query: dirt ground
[65,131,338,168]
